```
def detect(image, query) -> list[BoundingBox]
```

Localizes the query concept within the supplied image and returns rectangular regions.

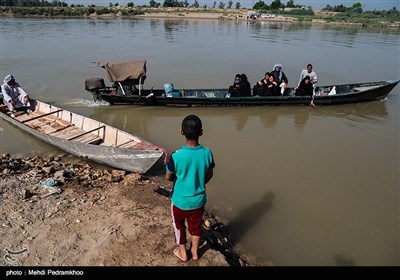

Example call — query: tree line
[0,1,398,12]
[0,0,398,23]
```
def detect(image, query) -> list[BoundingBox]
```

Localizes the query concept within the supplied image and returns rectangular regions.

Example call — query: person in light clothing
[298,64,318,87]
[270,63,289,95]
[1,74,31,116]
[298,64,318,107]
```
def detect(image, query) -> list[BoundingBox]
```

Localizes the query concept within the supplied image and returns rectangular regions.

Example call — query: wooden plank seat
[35,122,72,134]
[115,139,140,148]
[50,125,104,145]
[21,109,63,123]
[24,114,73,134]
[8,110,27,118]
[73,133,103,145]
[15,111,41,122]
[50,126,81,138]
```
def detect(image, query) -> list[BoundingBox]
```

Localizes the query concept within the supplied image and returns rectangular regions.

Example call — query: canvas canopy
[93,60,147,82]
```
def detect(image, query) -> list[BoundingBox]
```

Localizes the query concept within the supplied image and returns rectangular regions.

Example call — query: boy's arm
[165,152,176,182]
[165,170,175,182]
[205,168,213,184]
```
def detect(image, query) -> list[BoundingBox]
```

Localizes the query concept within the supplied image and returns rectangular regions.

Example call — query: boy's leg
[187,207,204,260]
[171,204,188,261]
[174,244,187,262]
[190,236,200,260]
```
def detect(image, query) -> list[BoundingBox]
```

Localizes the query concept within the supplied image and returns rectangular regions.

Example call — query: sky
[64,1,399,11]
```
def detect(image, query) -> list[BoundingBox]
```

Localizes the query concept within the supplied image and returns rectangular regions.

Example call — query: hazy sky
[64,1,399,11]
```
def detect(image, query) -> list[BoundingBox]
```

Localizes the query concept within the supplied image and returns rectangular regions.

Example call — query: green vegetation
[0,5,144,17]
[253,0,399,25]
[0,1,399,27]
[315,9,400,26]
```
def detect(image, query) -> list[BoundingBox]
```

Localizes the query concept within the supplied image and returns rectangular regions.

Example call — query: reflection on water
[123,100,389,133]
[232,111,249,131]
[293,108,311,131]
[259,111,279,130]
[317,100,389,120]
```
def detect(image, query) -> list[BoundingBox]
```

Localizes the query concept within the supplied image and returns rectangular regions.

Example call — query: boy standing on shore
[166,115,215,261]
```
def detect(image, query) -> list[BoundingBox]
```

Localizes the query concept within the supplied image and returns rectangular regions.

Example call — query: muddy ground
[0,154,264,269]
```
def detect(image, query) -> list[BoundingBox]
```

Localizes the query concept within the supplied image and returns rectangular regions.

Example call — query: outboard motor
[84,78,106,101]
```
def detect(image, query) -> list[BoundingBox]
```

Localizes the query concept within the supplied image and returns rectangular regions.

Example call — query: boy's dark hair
[182,115,202,138]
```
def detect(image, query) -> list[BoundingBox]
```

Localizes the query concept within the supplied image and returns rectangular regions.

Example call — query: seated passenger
[1,74,32,116]
[240,74,252,97]
[228,74,242,97]
[111,79,138,96]
[271,63,289,95]
[253,72,271,96]
[295,76,313,96]
[228,74,252,97]
[164,83,182,97]
[298,64,318,88]
[261,75,278,96]
[295,76,315,107]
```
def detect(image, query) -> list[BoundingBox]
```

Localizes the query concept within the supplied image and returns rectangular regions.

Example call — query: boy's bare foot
[190,236,201,260]
[173,247,188,262]
[191,250,199,261]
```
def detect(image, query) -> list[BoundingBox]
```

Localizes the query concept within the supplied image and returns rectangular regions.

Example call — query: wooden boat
[87,79,399,107]
[0,99,165,174]
[84,61,399,106]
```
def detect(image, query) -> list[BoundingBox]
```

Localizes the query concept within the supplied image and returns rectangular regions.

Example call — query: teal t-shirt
[166,145,215,210]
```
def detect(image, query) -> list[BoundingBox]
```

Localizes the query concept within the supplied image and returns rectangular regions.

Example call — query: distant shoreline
[1,7,399,28]
[134,12,399,28]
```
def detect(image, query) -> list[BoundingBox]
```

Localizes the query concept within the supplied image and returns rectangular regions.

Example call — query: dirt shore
[3,9,397,28]
[120,10,299,23]
[136,10,242,20]
[0,153,263,268]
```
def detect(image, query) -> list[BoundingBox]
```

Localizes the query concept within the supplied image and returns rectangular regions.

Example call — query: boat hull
[95,80,399,107]
[0,100,164,174]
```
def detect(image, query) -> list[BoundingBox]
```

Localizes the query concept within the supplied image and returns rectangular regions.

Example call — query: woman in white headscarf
[271,63,289,95]
[1,74,31,115]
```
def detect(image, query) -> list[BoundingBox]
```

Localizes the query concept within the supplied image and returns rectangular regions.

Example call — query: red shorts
[171,204,204,245]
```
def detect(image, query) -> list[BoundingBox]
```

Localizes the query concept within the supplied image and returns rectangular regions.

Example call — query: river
[0,18,399,266]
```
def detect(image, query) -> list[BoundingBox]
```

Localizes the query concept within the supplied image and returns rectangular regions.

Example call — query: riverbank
[0,153,266,267]
[1,6,399,28]
[135,10,301,24]
[129,9,400,28]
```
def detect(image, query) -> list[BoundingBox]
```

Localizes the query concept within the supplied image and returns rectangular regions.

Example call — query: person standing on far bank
[166,115,215,262]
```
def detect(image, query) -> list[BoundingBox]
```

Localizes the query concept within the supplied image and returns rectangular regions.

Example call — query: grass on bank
[0,6,399,27]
